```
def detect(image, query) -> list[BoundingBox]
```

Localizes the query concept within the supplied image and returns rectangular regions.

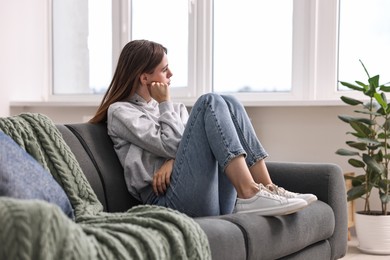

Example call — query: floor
[341,236,390,259]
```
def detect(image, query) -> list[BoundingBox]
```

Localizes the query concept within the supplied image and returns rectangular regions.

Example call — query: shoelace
[267,184,296,198]
[259,184,286,200]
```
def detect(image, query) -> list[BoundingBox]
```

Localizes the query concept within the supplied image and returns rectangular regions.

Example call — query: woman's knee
[221,94,241,107]
[197,93,240,105]
[200,93,224,103]
[194,93,225,109]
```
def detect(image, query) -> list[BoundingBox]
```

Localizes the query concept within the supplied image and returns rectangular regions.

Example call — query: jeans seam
[207,99,245,169]
[228,105,268,167]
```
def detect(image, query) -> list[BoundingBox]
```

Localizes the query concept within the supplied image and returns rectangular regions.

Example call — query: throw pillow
[0,131,75,219]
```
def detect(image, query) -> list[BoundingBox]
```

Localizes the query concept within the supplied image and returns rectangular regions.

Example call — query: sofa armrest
[266,161,348,260]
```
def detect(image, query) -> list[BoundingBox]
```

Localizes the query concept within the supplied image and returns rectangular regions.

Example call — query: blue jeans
[148,93,268,217]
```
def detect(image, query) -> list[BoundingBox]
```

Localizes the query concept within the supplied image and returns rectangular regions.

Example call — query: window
[52,0,112,95]
[49,0,390,104]
[213,0,293,93]
[131,0,189,89]
[338,0,390,88]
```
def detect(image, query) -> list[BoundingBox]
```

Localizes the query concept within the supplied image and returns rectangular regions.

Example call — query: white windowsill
[10,99,348,108]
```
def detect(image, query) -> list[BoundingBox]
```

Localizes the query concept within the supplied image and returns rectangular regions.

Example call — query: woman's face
[147,53,173,85]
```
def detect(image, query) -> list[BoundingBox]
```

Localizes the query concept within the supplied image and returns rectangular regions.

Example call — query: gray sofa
[57,123,348,260]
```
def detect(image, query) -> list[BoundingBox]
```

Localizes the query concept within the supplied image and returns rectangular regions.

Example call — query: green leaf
[354,109,382,116]
[358,138,381,145]
[348,158,365,168]
[374,92,388,111]
[356,81,368,89]
[338,115,353,123]
[364,86,376,97]
[346,141,367,150]
[338,115,374,125]
[363,154,384,174]
[347,185,366,201]
[348,132,365,138]
[364,78,378,97]
[380,194,390,204]
[366,144,382,151]
[336,148,359,156]
[376,150,384,162]
[382,93,388,105]
[378,179,390,191]
[384,118,390,131]
[350,121,372,137]
[339,82,364,92]
[352,175,365,186]
[369,75,380,89]
[379,85,390,92]
[378,132,390,139]
[340,96,363,106]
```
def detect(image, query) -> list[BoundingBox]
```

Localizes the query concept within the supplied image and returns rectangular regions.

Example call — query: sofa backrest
[57,123,141,212]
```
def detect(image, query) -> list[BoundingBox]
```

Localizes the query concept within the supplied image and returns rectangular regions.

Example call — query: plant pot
[354,211,390,255]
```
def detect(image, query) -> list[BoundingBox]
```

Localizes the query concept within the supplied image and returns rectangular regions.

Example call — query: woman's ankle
[237,182,259,199]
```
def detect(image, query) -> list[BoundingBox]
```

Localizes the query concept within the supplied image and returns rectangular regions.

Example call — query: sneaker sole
[298,195,318,205]
[235,200,308,216]
[306,196,318,205]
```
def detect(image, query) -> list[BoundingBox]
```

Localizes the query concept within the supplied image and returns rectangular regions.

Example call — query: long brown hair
[89,40,167,124]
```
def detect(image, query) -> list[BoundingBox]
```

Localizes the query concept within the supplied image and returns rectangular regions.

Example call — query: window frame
[46,0,362,106]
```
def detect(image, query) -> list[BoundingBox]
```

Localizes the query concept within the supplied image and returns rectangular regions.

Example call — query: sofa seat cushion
[195,218,247,260]
[220,201,335,259]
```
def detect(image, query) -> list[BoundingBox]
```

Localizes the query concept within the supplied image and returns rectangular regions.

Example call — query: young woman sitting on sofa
[89,39,317,218]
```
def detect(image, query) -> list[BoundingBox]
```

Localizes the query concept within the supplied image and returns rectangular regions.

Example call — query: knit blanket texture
[0,113,211,260]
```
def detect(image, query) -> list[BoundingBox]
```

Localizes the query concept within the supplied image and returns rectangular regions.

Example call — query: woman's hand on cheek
[149,82,170,103]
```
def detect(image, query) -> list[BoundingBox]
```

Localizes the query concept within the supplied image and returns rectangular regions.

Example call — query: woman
[90,39,316,217]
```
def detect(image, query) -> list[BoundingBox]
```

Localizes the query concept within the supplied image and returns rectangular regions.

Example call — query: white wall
[0,0,375,211]
[0,0,48,117]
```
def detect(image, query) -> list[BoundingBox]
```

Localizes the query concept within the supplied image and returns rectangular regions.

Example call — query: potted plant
[336,60,390,254]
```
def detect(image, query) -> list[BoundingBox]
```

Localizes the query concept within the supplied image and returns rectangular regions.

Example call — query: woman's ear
[140,73,149,86]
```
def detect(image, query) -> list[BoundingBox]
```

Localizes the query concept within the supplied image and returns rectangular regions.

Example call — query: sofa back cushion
[0,131,75,219]
[57,123,141,212]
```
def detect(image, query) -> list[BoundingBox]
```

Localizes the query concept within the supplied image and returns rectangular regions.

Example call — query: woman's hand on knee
[153,159,174,195]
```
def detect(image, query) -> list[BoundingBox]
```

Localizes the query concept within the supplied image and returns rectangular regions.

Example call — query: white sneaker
[266,184,317,205]
[233,184,308,216]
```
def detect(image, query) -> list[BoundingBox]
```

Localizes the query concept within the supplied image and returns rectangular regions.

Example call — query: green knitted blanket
[0,113,211,260]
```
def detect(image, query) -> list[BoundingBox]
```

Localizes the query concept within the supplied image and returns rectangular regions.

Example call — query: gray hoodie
[107,93,189,202]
